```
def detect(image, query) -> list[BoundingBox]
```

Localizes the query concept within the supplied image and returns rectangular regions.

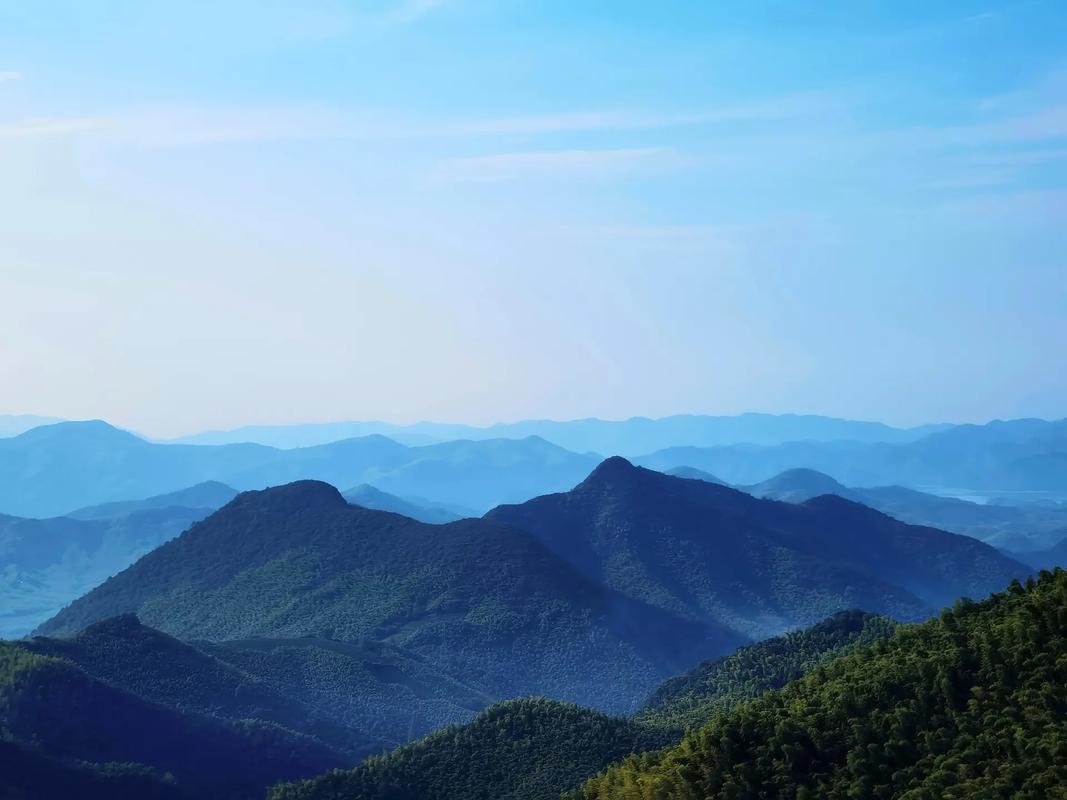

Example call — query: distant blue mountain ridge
[1,416,1067,520]
[164,413,951,453]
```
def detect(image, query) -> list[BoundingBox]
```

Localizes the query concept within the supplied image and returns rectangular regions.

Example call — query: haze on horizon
[2,1,1065,437]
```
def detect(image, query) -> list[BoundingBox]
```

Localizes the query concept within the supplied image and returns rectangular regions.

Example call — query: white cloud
[80,91,824,149]
[0,72,22,82]
[0,116,109,138]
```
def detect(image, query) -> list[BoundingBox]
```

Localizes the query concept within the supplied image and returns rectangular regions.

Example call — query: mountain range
[341,484,467,523]
[730,467,1067,551]
[168,413,950,453]
[5,416,1067,526]
[637,417,1067,493]
[487,458,1025,637]
[270,610,896,800]
[4,452,1052,800]
[38,462,1025,692]
[0,420,596,518]
[6,607,901,800]
[35,479,738,714]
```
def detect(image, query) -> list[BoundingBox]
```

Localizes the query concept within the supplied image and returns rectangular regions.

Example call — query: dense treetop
[576,569,1067,800]
[636,610,897,731]
[268,698,672,800]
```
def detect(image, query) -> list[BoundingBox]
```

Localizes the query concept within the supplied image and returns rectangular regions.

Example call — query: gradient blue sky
[1,1,1065,436]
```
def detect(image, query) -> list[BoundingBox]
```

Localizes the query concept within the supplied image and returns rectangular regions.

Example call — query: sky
[1,0,1065,437]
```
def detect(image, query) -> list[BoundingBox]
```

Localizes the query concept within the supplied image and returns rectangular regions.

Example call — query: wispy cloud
[449,94,832,137]
[103,106,367,147]
[0,116,109,139]
[74,91,825,149]
[0,71,22,83]
[432,147,674,183]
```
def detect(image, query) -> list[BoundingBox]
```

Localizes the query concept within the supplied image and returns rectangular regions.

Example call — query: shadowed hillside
[488,458,1025,638]
[36,481,741,714]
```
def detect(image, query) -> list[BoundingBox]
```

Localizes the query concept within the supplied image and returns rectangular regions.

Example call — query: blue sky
[1,1,1065,435]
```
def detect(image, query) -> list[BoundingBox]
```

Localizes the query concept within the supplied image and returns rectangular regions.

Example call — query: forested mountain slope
[36,481,739,714]
[269,698,672,800]
[636,610,896,730]
[488,458,1024,637]
[576,569,1067,800]
[0,641,342,799]
[266,611,902,800]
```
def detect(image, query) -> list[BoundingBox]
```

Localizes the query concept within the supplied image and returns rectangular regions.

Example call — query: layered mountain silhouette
[26,614,488,757]
[637,417,1067,492]
[36,480,739,713]
[1010,536,1067,570]
[268,611,897,800]
[341,484,466,523]
[735,467,1067,550]
[171,413,947,453]
[6,417,1067,522]
[487,458,1026,637]
[0,421,596,517]
[0,482,236,637]
[67,480,238,520]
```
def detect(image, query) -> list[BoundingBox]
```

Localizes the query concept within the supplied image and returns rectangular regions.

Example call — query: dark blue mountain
[487,458,1027,639]
[35,480,741,714]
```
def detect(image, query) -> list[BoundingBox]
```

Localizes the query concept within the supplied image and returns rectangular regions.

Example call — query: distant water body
[921,487,1067,507]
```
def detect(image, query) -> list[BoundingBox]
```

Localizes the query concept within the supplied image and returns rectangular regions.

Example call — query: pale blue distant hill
[168,413,951,454]
[0,414,63,438]
[342,484,468,524]
[0,421,597,518]
[637,418,1067,497]
[0,480,239,637]
[731,467,1067,551]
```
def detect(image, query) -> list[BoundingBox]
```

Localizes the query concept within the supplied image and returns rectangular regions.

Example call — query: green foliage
[197,635,493,750]
[264,610,901,800]
[575,570,1067,800]
[268,698,674,800]
[636,610,897,730]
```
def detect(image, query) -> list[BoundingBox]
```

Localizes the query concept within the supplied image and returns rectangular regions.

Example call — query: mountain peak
[745,468,848,501]
[235,480,348,513]
[583,456,639,483]
[771,468,845,488]
[76,613,146,639]
[12,419,146,446]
